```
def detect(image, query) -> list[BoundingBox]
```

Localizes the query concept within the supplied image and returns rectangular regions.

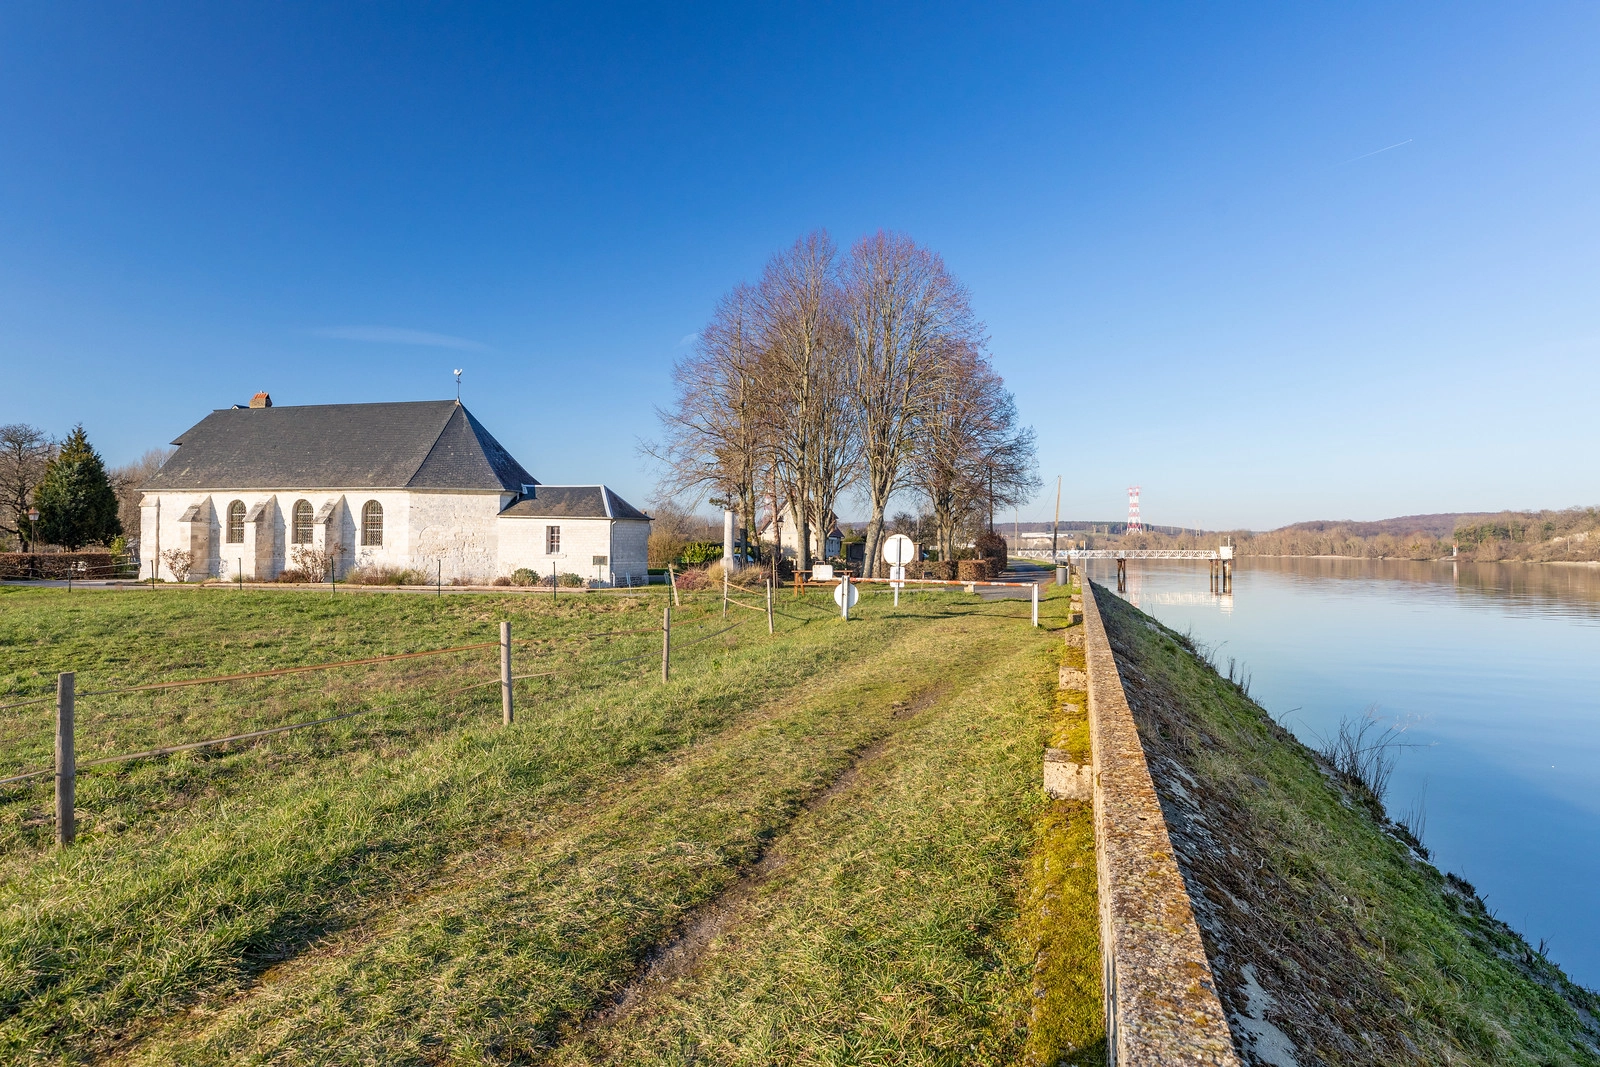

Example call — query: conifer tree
[34,425,122,549]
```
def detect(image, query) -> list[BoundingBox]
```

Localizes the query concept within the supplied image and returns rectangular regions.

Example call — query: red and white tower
[1127,486,1143,534]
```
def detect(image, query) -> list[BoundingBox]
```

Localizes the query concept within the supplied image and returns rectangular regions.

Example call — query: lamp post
[26,506,38,581]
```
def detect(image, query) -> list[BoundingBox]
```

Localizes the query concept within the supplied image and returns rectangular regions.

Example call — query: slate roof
[143,400,538,492]
[497,486,649,521]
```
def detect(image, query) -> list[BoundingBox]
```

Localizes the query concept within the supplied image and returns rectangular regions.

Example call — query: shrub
[511,567,539,586]
[974,531,1008,575]
[674,566,711,591]
[289,545,339,583]
[559,572,584,587]
[492,576,513,587]
[957,559,989,582]
[678,541,724,566]
[276,568,310,583]
[346,566,425,586]
[160,548,195,583]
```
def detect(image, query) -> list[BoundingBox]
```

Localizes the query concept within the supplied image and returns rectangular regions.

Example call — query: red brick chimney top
[249,392,272,409]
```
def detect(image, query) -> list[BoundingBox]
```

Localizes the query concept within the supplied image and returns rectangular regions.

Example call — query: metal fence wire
[2,578,1048,847]
[0,598,760,845]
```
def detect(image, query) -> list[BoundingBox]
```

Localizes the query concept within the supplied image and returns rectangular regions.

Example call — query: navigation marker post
[882,533,915,609]
[833,574,858,619]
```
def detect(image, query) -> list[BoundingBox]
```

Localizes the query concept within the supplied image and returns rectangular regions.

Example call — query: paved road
[975,561,1062,600]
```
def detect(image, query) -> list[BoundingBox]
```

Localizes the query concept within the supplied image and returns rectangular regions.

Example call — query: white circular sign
[833,580,860,609]
[882,533,916,566]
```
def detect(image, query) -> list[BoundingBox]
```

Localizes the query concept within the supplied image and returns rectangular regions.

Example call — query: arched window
[226,500,246,543]
[292,500,314,544]
[361,500,383,546]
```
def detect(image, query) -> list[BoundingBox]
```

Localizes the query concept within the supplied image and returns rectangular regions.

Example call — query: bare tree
[110,448,174,544]
[750,231,857,571]
[841,231,979,575]
[911,342,1040,561]
[0,424,55,549]
[644,285,765,555]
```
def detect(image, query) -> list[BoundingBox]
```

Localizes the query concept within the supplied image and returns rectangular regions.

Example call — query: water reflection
[1085,557,1600,989]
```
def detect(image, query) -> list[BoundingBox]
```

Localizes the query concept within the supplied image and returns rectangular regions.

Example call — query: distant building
[139,395,650,584]
[757,503,843,560]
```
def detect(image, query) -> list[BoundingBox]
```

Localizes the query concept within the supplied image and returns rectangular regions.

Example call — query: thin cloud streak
[312,326,490,351]
[1341,138,1413,164]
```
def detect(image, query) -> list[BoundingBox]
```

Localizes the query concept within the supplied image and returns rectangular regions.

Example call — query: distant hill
[1269,513,1493,538]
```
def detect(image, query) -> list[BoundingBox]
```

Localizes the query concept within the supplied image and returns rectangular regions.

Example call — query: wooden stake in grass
[766,579,774,635]
[669,564,680,607]
[56,671,75,848]
[661,601,672,683]
[500,621,513,726]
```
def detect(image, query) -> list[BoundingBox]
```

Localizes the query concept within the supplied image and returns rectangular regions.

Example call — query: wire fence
[2,574,1054,847]
[0,596,766,846]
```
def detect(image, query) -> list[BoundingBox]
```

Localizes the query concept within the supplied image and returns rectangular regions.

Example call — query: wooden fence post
[722,564,728,617]
[56,672,75,847]
[669,565,680,607]
[661,601,672,683]
[500,621,513,726]
[766,579,774,635]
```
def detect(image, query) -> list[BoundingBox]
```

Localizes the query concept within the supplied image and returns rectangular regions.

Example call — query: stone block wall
[1081,579,1241,1065]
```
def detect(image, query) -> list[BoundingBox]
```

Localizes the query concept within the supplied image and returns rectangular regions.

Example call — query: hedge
[0,552,135,581]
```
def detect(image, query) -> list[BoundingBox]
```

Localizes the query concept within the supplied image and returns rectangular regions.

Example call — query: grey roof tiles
[498,485,649,520]
[143,400,538,492]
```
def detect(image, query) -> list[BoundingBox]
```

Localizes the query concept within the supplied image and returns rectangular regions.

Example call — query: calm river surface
[1081,556,1600,989]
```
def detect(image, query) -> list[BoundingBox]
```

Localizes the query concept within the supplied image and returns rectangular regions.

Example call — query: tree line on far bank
[0,422,169,553]
[1095,507,1600,563]
[648,229,1040,576]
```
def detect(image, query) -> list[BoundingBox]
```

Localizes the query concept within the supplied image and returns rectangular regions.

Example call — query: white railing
[1015,547,1234,562]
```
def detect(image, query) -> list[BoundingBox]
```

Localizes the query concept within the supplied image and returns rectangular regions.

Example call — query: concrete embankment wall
[1078,578,1242,1065]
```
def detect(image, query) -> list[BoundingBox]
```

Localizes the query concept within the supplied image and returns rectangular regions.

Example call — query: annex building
[139,395,651,585]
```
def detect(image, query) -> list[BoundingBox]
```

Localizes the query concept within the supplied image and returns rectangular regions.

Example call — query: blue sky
[2,3,1596,530]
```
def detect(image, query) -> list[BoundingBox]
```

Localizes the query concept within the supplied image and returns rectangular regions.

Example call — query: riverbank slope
[1093,584,1600,1065]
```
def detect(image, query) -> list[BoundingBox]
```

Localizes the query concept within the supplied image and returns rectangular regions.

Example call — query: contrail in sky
[1341,138,1413,164]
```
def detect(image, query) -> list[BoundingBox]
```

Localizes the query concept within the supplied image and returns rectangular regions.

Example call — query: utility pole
[1051,476,1061,561]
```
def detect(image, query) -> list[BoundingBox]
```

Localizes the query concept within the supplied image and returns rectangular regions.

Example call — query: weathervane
[453,368,463,400]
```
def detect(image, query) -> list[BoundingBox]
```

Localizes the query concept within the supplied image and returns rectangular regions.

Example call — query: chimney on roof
[249,392,272,409]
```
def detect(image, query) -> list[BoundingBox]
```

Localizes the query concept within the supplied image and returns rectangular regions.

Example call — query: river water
[1081,556,1600,989]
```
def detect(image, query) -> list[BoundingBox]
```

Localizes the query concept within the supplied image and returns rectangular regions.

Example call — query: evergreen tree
[34,425,122,549]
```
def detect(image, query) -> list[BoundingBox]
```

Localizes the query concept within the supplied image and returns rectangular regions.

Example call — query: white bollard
[1032,581,1039,627]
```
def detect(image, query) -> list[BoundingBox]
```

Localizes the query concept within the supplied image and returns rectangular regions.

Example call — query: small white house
[139,394,651,584]
[757,503,843,560]
[497,486,652,586]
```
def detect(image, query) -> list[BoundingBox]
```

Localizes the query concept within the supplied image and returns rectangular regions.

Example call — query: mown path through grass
[0,583,1100,1065]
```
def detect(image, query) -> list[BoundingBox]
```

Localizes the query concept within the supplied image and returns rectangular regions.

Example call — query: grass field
[0,578,1102,1065]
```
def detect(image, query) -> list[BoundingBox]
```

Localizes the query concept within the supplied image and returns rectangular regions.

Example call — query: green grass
[1097,588,1600,1066]
[0,580,1102,1064]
